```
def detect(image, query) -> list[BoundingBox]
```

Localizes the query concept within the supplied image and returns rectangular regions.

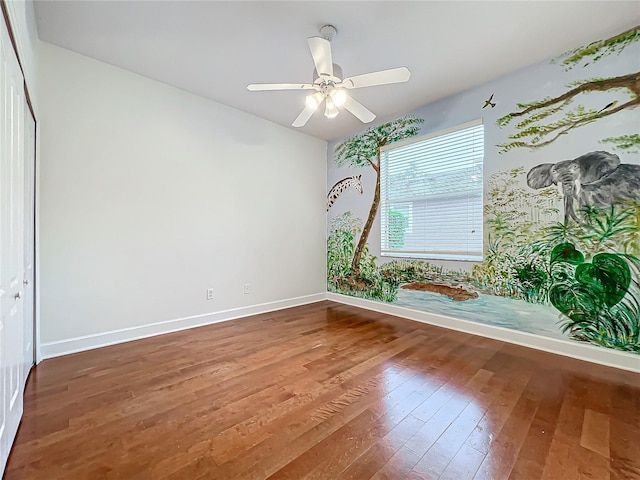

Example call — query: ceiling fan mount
[247,24,411,127]
[319,24,337,41]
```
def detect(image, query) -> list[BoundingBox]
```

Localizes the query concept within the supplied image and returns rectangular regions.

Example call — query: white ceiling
[33,1,640,141]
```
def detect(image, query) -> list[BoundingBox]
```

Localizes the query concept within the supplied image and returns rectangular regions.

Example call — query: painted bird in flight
[483,94,496,109]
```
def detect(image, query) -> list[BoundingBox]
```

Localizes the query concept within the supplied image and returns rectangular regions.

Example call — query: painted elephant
[527,151,640,223]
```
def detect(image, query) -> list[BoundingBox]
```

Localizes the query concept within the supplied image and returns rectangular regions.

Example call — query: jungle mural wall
[327,26,640,353]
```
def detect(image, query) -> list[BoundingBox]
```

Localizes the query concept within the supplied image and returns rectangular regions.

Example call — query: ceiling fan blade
[247,83,314,91]
[343,95,376,123]
[292,105,316,128]
[308,36,333,77]
[342,67,410,89]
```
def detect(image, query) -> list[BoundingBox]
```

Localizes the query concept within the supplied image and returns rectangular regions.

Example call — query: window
[380,119,484,261]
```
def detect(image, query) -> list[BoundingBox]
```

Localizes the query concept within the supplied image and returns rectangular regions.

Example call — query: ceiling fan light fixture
[248,24,408,127]
[324,97,339,118]
[330,88,347,107]
[305,92,324,110]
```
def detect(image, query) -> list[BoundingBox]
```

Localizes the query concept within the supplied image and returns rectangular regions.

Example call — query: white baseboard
[40,293,327,359]
[327,293,640,373]
[39,290,640,373]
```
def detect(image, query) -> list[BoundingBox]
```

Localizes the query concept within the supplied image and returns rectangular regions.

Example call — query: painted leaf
[550,243,585,265]
[549,283,602,321]
[575,253,631,307]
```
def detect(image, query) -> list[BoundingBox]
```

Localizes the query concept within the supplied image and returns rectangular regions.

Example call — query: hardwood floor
[5,301,640,479]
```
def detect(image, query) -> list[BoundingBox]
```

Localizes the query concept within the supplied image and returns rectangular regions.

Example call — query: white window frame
[379,119,484,262]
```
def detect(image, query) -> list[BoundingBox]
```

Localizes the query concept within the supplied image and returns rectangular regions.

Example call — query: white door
[0,16,25,474]
[22,100,35,380]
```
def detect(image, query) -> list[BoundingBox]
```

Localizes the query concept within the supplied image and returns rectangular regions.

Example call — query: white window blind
[380,119,484,261]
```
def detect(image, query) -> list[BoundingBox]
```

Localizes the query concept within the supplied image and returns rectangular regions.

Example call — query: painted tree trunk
[350,157,381,274]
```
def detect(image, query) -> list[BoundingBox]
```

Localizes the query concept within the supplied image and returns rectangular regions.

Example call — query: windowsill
[381,252,483,262]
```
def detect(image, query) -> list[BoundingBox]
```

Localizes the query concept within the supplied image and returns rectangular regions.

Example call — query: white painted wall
[38,42,327,348]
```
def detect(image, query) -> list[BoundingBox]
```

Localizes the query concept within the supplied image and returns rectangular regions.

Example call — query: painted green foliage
[328,23,640,354]
[476,167,640,350]
[327,211,472,302]
[334,116,424,274]
[328,165,640,352]
[601,134,640,154]
[551,246,630,309]
[327,212,398,302]
[549,243,639,351]
[497,26,640,153]
[471,167,561,302]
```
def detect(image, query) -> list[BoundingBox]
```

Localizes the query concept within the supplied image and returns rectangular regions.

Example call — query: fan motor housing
[313,63,343,85]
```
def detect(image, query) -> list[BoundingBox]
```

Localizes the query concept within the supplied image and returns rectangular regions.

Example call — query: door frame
[24,103,36,371]
[1,0,38,366]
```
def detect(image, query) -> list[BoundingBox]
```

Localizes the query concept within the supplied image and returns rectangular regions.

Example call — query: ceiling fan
[247,25,411,128]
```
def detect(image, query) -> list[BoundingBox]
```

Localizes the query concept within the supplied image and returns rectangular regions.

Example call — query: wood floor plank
[439,443,486,480]
[336,413,424,480]
[167,336,430,479]
[472,380,541,479]
[609,383,640,480]
[4,301,638,480]
[369,445,421,480]
[267,408,385,479]
[580,409,610,458]
[507,370,565,480]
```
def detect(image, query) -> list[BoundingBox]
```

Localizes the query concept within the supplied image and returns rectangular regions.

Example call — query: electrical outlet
[206,288,214,300]
[243,284,251,295]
